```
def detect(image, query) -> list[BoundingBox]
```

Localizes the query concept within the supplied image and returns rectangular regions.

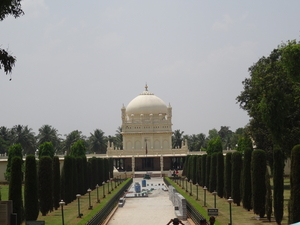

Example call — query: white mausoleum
[107,85,189,174]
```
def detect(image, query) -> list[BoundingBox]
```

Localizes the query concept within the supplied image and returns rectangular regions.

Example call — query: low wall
[168,185,187,220]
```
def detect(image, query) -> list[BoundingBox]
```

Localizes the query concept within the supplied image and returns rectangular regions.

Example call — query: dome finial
[145,83,148,91]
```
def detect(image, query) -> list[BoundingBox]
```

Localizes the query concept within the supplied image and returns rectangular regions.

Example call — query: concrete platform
[107,177,192,225]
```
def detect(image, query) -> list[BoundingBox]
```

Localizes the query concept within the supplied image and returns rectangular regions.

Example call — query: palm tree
[37,125,61,150]
[115,126,123,150]
[11,125,36,155]
[89,129,106,154]
[62,130,85,154]
[172,129,184,148]
[0,126,11,154]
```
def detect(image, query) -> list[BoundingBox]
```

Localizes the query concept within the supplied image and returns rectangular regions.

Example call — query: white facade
[106,85,189,173]
[121,85,173,152]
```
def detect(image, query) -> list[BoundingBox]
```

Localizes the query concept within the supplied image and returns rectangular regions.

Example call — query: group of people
[166,216,215,225]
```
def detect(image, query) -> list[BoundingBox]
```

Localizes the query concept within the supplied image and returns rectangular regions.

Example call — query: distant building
[107,85,189,174]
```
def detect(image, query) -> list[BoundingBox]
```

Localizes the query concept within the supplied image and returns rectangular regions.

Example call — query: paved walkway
[107,177,192,225]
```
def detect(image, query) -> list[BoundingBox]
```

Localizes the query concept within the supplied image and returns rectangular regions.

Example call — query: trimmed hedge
[252,149,266,218]
[273,146,284,224]
[201,154,207,186]
[24,155,39,221]
[53,156,61,210]
[289,144,300,224]
[231,151,242,206]
[39,156,53,216]
[224,152,232,199]
[209,153,217,192]
[9,156,24,225]
[242,147,252,211]
[216,152,224,198]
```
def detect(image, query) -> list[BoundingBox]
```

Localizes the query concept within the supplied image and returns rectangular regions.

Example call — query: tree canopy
[237,40,300,157]
[1,0,24,75]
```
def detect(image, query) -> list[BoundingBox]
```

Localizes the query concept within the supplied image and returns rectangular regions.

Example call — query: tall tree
[63,130,85,154]
[265,169,273,222]
[5,143,23,181]
[38,142,55,158]
[242,146,253,211]
[224,152,232,199]
[24,155,39,221]
[37,125,60,150]
[252,149,267,218]
[218,126,233,149]
[207,136,223,155]
[114,126,123,150]
[11,125,36,155]
[52,156,60,210]
[231,151,242,206]
[89,129,106,154]
[0,126,12,154]
[172,129,184,148]
[207,128,219,140]
[209,153,217,192]
[216,152,224,198]
[9,156,24,225]
[70,140,86,157]
[38,156,53,216]
[200,154,207,186]
[205,155,211,190]
[273,146,284,225]
[237,40,300,158]
[289,144,300,224]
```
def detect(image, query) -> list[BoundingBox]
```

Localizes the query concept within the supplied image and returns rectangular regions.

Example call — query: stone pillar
[160,155,164,177]
[132,156,135,178]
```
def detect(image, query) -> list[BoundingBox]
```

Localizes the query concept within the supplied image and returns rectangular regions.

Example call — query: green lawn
[1,178,291,225]
[167,177,291,225]
[0,180,130,225]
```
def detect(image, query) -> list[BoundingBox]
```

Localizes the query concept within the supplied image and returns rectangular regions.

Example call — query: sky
[1,0,300,138]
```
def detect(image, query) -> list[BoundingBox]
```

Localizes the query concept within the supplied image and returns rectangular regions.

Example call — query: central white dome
[126,87,167,115]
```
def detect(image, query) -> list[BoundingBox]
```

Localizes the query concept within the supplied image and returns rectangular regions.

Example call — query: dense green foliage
[195,155,201,184]
[265,169,272,222]
[96,157,104,186]
[104,158,110,181]
[70,140,86,157]
[37,125,60,151]
[289,145,300,224]
[52,156,61,210]
[237,136,252,153]
[200,154,206,186]
[89,129,106,154]
[5,143,23,180]
[252,149,266,218]
[237,40,300,158]
[209,153,217,192]
[24,155,39,221]
[38,156,53,216]
[273,146,284,224]
[9,156,24,225]
[172,130,184,148]
[224,152,232,199]
[61,155,73,204]
[216,152,224,198]
[38,141,55,158]
[231,151,242,206]
[242,147,252,211]
[205,155,211,190]
[207,136,223,155]
[0,0,23,75]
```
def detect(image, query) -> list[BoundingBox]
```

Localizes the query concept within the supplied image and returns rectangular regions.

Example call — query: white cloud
[212,14,234,31]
